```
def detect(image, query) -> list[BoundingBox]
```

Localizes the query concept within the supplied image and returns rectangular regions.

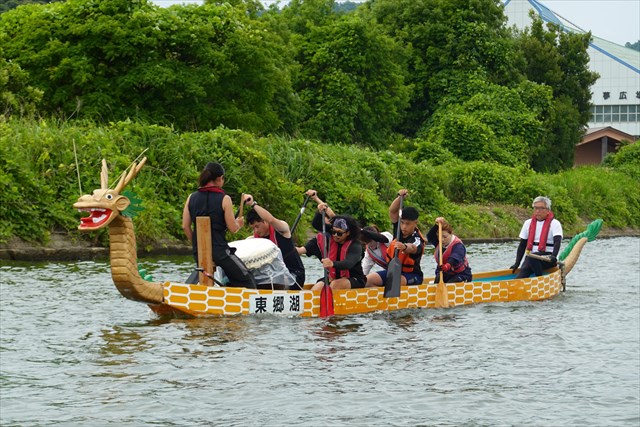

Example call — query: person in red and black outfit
[244,194,305,290]
[426,217,472,283]
[511,196,563,278]
[181,162,256,288]
[366,189,425,287]
[299,212,365,292]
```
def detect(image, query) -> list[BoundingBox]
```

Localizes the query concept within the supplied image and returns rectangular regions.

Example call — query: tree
[514,15,599,171]
[278,0,410,146]
[420,78,551,167]
[0,0,62,14]
[0,0,295,133]
[366,0,520,135]
[625,40,640,52]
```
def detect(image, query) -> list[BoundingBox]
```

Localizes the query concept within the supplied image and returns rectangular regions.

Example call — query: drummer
[244,194,305,290]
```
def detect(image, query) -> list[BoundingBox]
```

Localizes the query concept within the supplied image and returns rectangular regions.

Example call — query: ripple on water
[0,238,638,426]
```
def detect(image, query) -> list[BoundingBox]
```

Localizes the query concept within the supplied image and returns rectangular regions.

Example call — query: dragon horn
[100,159,109,190]
[114,157,148,194]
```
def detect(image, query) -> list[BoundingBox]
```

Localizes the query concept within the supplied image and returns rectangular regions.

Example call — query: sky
[540,0,639,46]
[153,0,640,47]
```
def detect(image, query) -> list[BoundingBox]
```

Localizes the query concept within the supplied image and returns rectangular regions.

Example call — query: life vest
[527,211,554,252]
[316,233,352,279]
[366,242,389,269]
[254,224,277,245]
[434,235,469,274]
[385,229,425,273]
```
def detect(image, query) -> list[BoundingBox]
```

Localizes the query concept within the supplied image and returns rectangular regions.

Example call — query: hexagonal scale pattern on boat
[161,271,562,317]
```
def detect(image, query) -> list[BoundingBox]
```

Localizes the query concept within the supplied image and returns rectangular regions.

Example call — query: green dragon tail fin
[559,219,603,261]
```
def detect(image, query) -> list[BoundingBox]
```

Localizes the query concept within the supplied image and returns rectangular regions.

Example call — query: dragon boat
[74,157,602,318]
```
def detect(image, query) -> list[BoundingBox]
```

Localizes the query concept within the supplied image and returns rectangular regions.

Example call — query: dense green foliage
[1,0,602,173]
[1,0,636,247]
[1,0,293,132]
[514,16,599,172]
[365,0,519,132]
[602,141,640,180]
[0,0,62,14]
[282,8,410,146]
[1,119,637,247]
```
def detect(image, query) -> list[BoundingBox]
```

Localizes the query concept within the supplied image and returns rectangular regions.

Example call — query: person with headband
[510,196,563,278]
[182,162,256,288]
[298,214,366,291]
[366,189,425,287]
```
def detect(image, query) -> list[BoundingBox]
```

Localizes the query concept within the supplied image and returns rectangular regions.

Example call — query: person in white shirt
[360,225,394,275]
[510,196,563,278]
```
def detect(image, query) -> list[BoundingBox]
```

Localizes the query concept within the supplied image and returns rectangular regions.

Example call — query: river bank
[1,227,637,262]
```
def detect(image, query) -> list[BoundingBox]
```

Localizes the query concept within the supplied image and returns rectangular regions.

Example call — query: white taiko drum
[228,237,280,269]
[217,237,298,288]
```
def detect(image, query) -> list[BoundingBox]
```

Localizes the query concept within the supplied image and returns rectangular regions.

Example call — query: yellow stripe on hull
[149,268,562,318]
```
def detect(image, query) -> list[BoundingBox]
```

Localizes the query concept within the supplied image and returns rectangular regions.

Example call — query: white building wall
[503,0,640,137]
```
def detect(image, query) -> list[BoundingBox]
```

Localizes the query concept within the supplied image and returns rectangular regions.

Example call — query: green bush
[0,118,637,246]
[603,141,640,180]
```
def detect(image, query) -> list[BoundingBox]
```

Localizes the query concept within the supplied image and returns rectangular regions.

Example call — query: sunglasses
[330,229,347,237]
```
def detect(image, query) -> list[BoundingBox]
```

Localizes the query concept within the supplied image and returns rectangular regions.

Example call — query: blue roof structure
[503,0,640,74]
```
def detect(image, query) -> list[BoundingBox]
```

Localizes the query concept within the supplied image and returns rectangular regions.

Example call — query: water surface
[1,238,638,426]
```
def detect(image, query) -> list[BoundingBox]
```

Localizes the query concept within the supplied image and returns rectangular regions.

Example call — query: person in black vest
[181,162,256,288]
[244,194,305,290]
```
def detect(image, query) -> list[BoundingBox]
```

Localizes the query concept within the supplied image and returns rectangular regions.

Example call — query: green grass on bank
[1,119,638,246]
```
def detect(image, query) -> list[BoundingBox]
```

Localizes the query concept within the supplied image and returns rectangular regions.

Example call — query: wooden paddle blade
[435,281,449,308]
[320,285,334,317]
[384,257,402,298]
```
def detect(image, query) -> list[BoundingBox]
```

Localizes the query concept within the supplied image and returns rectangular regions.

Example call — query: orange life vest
[385,229,425,273]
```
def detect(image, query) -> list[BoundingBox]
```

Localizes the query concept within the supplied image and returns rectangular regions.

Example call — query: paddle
[290,193,312,236]
[435,221,450,308]
[384,195,404,298]
[319,209,334,317]
[235,193,246,218]
[526,252,556,263]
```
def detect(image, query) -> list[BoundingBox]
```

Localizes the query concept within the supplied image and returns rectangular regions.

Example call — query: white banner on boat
[249,291,307,315]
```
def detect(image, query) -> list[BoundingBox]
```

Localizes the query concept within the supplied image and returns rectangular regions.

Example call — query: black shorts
[315,276,366,289]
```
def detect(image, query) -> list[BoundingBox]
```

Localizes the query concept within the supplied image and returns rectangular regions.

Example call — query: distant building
[503,0,639,164]
[575,127,636,166]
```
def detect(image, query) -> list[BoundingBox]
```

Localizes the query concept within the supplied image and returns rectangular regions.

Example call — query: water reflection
[312,318,364,341]
[0,237,638,427]
[97,325,152,362]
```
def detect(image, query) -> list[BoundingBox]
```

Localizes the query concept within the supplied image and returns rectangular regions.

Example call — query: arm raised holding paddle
[244,193,307,289]
[365,189,425,296]
[305,189,336,231]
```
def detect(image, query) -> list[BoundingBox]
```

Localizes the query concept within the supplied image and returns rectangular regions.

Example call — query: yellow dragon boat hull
[149,267,563,318]
[73,156,601,319]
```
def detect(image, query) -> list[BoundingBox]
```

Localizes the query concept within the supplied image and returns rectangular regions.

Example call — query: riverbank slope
[2,227,636,262]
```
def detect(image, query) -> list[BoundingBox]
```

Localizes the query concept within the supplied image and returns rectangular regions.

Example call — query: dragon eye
[106,194,113,200]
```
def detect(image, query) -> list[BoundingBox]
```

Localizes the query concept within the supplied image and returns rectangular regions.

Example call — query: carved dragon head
[74,157,147,230]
